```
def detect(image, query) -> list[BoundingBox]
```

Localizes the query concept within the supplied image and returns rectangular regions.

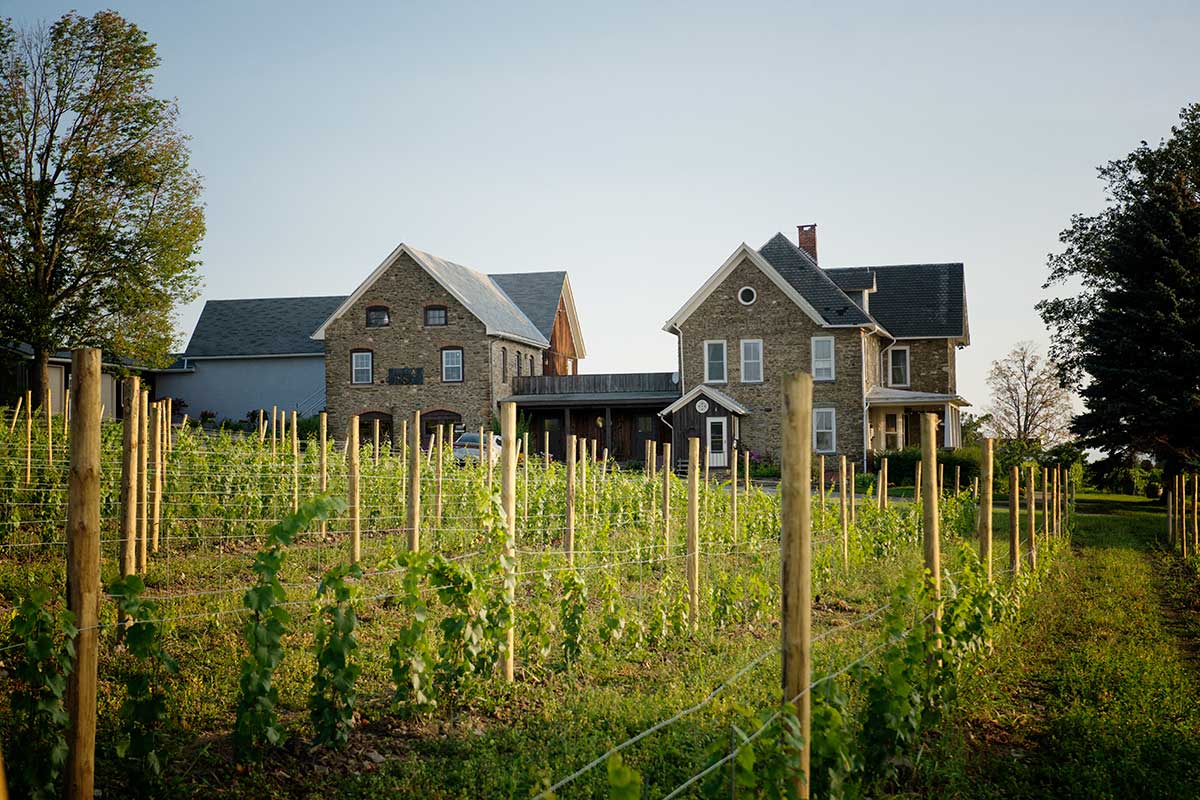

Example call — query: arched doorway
[422,409,463,444]
[358,411,393,447]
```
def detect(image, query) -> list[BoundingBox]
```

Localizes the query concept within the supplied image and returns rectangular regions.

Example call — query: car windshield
[454,433,480,446]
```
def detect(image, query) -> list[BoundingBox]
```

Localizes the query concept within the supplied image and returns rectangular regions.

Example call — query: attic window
[738,286,757,306]
[366,306,390,327]
[425,306,448,326]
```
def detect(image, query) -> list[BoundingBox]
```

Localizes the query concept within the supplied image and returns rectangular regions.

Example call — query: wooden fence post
[731,444,739,542]
[8,392,21,434]
[372,418,380,467]
[271,404,278,459]
[543,430,550,470]
[165,397,173,451]
[1042,467,1050,546]
[435,424,444,527]
[408,412,421,552]
[1052,468,1059,538]
[849,460,857,528]
[1027,465,1036,570]
[24,389,32,486]
[45,386,52,468]
[348,416,361,563]
[65,348,101,800]
[744,449,750,494]
[319,412,328,536]
[977,437,993,581]
[879,457,889,510]
[523,431,530,523]
[819,454,826,513]
[1193,474,1198,553]
[780,372,812,799]
[579,437,589,523]
[137,390,149,573]
[150,403,161,554]
[915,460,922,505]
[662,442,672,554]
[954,464,961,495]
[920,413,942,651]
[840,455,849,572]
[399,418,408,511]
[590,439,599,521]
[1168,490,1174,546]
[119,378,139,584]
[566,434,576,565]
[687,436,700,632]
[500,402,517,683]
[1009,465,1020,577]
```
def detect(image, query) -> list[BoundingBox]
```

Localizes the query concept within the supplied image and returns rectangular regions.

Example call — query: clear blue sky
[4,0,1198,409]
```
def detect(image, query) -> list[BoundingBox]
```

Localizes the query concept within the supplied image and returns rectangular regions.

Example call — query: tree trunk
[30,347,50,409]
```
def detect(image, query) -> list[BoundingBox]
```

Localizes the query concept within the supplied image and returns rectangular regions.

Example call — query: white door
[706,417,727,468]
[48,364,65,414]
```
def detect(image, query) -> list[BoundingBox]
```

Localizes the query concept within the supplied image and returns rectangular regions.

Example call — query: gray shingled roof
[183,296,347,357]
[490,272,566,340]
[405,248,549,347]
[825,263,965,339]
[757,233,874,326]
[825,267,876,292]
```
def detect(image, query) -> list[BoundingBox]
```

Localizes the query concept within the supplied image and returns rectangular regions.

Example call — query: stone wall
[677,254,869,462]
[903,338,956,394]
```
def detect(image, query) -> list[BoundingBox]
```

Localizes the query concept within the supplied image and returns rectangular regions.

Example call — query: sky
[4,0,1198,410]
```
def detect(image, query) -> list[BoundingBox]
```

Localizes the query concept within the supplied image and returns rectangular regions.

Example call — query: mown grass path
[917,494,1200,799]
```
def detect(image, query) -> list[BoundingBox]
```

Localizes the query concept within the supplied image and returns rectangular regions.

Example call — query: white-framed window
[884,412,900,450]
[703,340,727,384]
[351,350,373,385]
[442,348,463,383]
[813,407,836,454]
[811,336,835,381]
[888,346,910,387]
[706,417,728,467]
[738,286,757,305]
[740,339,763,383]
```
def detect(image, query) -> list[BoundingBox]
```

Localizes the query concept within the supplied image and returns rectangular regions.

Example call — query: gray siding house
[155,296,345,422]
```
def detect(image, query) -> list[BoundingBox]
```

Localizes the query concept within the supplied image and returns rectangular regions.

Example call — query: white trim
[350,351,373,385]
[442,347,464,383]
[887,345,910,387]
[662,243,830,331]
[703,339,727,384]
[659,384,751,418]
[739,338,763,384]
[737,285,757,306]
[706,417,728,467]
[813,407,837,454]
[558,274,588,358]
[811,336,835,381]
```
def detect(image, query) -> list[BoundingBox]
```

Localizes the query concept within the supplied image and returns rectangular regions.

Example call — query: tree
[984,341,1074,447]
[1038,103,1200,472]
[0,11,204,405]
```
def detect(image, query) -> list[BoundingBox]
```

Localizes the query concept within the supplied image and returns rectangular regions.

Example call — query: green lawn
[912,491,1200,800]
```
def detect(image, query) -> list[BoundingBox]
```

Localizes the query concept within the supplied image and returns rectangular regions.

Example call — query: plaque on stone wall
[387,367,424,385]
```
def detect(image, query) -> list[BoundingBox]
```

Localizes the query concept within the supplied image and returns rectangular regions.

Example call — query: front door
[706,416,727,468]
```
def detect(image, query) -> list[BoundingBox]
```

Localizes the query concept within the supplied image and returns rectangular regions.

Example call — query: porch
[866,387,969,452]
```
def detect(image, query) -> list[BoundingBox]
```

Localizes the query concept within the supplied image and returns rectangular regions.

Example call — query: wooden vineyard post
[1052,468,1059,538]
[149,403,161,554]
[165,397,173,450]
[1168,490,1175,546]
[1009,465,1020,577]
[1193,475,1198,553]
[408,412,421,552]
[731,444,739,542]
[840,455,849,572]
[523,431,530,523]
[879,457,888,510]
[271,404,278,459]
[686,436,700,632]
[590,439,599,521]
[543,430,550,470]
[399,418,408,511]
[24,389,32,486]
[119,378,140,584]
[580,437,590,522]
[977,437,993,581]
[661,441,673,553]
[46,386,53,467]
[938,463,945,497]
[291,410,299,513]
[780,372,812,799]
[373,418,380,466]
[137,390,149,573]
[499,402,517,683]
[348,416,361,563]
[566,434,577,565]
[8,392,21,434]
[1181,475,1188,558]
[955,465,961,496]
[849,461,857,527]
[1027,465,1037,570]
[258,409,266,445]
[319,412,328,536]
[486,431,494,493]
[920,413,943,651]
[435,425,444,527]
[1042,467,1050,546]
[63,388,70,435]
[915,460,922,505]
[65,348,101,800]
[744,449,750,494]
[819,454,826,514]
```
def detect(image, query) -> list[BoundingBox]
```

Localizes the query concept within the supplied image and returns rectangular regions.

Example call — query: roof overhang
[659,384,751,417]
[662,243,832,332]
[866,387,971,407]
[508,391,678,408]
[559,274,587,359]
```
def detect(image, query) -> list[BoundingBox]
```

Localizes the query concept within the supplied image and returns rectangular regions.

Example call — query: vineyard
[0,367,1073,799]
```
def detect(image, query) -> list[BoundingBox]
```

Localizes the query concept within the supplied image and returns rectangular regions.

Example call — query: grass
[912,491,1200,799]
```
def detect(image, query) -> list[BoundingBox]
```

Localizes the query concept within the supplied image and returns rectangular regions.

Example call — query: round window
[738,286,757,305]
[695,399,710,413]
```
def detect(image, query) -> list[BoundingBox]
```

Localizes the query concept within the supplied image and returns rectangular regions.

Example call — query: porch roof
[507,390,679,408]
[660,384,751,417]
[866,386,970,406]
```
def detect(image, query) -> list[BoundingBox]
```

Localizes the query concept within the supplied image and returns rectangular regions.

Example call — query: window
[811,336,835,381]
[425,306,448,326]
[704,340,727,383]
[888,346,910,387]
[351,350,373,384]
[501,347,508,382]
[516,352,523,377]
[441,347,463,382]
[529,355,535,376]
[813,408,836,453]
[884,413,900,450]
[706,417,728,467]
[738,286,757,305]
[366,306,390,327]
[740,339,763,383]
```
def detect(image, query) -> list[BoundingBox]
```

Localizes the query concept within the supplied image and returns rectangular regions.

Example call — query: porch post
[943,403,950,448]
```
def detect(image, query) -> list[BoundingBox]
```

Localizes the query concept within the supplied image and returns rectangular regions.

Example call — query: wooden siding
[544,297,577,375]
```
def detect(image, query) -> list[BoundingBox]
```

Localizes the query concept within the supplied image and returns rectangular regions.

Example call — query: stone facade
[886,338,956,394]
[324,251,544,438]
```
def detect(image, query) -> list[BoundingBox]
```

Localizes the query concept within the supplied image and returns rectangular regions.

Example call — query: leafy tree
[985,341,1074,446]
[1038,104,1200,472]
[0,11,204,404]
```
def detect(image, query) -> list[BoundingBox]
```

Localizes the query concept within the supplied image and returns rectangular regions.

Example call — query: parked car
[453,432,502,464]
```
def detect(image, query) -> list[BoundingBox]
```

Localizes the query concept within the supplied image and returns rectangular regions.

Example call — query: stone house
[661,226,969,468]
[312,243,585,442]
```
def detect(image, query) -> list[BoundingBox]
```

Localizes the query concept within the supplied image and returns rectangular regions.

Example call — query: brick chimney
[797,224,818,263]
